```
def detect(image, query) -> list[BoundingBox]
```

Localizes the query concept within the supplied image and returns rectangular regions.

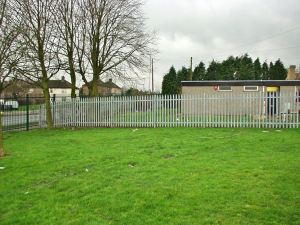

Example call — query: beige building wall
[182,86,264,115]
[82,86,89,96]
[182,85,299,116]
[182,86,264,94]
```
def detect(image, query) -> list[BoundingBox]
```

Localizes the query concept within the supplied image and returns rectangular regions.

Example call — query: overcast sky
[142,0,300,91]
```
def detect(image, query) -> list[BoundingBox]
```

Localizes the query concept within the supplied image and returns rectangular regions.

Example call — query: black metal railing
[1,94,73,131]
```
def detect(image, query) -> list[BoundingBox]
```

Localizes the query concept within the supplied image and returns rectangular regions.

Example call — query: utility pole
[151,58,154,93]
[188,57,193,81]
[149,56,152,92]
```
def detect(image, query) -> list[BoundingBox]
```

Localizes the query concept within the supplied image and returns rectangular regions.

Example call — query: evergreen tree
[161,55,287,89]
[220,56,236,80]
[261,62,269,80]
[193,62,206,80]
[177,66,189,81]
[271,59,287,80]
[176,67,189,93]
[268,62,274,80]
[206,60,221,80]
[161,66,178,95]
[253,58,262,80]
[235,54,254,80]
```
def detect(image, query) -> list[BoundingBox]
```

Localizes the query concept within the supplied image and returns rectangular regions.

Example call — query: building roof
[48,79,78,89]
[82,79,121,89]
[182,80,300,87]
[103,79,121,89]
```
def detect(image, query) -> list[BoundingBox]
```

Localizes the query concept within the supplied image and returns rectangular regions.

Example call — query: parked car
[4,100,19,110]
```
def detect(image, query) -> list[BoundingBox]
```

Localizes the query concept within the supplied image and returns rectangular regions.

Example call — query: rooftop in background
[82,79,121,89]
[182,80,300,86]
[287,65,300,80]
[48,76,78,89]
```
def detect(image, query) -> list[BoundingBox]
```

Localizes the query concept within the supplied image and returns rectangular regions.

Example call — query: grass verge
[0,128,299,225]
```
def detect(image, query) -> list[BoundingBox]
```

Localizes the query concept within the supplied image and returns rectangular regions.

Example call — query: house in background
[1,76,79,102]
[1,80,42,98]
[287,65,300,80]
[49,76,79,100]
[81,79,122,96]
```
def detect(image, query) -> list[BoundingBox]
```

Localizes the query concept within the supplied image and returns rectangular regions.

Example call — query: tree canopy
[161,66,178,95]
[161,54,287,94]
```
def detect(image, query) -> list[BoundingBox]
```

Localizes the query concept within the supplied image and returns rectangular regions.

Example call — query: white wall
[50,88,79,101]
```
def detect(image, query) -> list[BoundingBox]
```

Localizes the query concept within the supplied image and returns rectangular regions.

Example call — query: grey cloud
[142,0,300,91]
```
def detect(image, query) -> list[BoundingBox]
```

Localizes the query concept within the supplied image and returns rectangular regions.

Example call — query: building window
[50,89,53,93]
[61,89,66,94]
[244,86,258,91]
[218,86,232,91]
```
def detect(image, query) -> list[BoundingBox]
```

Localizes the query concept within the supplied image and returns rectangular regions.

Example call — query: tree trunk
[0,111,4,157]
[90,62,102,97]
[90,79,98,97]
[38,39,54,129]
[70,74,76,98]
[90,65,99,97]
[68,50,77,98]
[42,80,53,128]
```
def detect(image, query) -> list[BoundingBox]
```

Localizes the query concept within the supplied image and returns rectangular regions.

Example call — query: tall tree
[206,60,220,80]
[162,66,177,95]
[193,62,206,81]
[0,0,21,157]
[270,59,287,80]
[268,62,274,80]
[235,54,254,80]
[0,0,21,95]
[261,61,269,80]
[14,0,62,128]
[175,66,189,93]
[78,0,156,96]
[220,56,236,80]
[56,0,79,98]
[253,58,262,80]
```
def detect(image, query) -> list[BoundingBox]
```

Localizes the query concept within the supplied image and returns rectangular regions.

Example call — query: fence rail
[48,93,300,129]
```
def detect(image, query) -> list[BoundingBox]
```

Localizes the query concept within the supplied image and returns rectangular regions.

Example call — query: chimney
[287,65,296,80]
[61,76,65,81]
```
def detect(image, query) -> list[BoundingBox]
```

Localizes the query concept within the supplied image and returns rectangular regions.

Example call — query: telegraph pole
[188,57,193,81]
[151,58,154,93]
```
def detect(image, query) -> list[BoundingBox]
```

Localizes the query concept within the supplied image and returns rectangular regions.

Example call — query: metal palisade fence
[47,92,300,129]
[1,96,46,131]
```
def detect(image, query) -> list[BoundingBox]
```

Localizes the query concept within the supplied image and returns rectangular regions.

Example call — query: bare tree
[55,0,79,98]
[77,0,156,96]
[0,0,21,95]
[0,0,22,157]
[14,0,62,128]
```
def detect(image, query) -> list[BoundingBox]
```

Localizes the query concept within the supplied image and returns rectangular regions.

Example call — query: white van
[4,100,19,110]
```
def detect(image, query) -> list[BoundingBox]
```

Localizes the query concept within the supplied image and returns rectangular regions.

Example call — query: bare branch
[76,0,157,96]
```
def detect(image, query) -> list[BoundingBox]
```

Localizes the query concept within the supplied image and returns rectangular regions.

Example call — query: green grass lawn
[0,128,299,225]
